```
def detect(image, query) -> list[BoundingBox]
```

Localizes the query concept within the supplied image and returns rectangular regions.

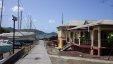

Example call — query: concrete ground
[15,40,52,64]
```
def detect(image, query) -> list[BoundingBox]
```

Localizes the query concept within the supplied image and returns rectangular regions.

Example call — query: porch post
[78,31,81,45]
[90,30,94,55]
[98,27,101,56]
[58,37,63,48]
[73,31,75,43]
[69,31,71,43]
[58,30,63,48]
[66,31,68,43]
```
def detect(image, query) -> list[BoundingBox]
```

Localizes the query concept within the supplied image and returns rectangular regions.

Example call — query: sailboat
[0,0,13,60]
[0,40,13,52]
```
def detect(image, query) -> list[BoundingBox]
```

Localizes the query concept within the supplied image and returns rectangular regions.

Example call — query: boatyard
[0,0,113,64]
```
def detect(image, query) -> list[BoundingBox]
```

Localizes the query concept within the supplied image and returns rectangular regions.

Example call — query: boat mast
[62,12,63,24]
[18,0,20,30]
[20,11,22,29]
[0,0,3,29]
[30,15,32,30]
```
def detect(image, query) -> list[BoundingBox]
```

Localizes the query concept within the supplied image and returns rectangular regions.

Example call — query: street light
[12,15,17,53]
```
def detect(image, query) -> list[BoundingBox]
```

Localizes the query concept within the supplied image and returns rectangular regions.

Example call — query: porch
[67,26,113,56]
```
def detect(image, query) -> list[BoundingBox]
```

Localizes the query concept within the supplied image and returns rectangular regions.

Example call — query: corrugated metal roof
[70,20,113,30]
[59,20,85,26]
[58,20,97,27]
[0,32,35,37]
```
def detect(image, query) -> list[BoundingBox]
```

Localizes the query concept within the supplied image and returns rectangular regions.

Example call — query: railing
[74,39,79,44]
[62,40,67,46]
[94,40,98,46]
[101,39,113,47]
[81,39,91,45]
[94,39,113,47]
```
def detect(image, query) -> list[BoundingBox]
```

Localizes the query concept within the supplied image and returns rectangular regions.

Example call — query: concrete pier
[16,40,52,64]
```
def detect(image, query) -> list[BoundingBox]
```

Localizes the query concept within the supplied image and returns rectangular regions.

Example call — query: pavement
[15,40,52,64]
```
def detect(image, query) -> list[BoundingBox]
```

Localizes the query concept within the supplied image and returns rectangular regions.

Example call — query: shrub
[107,32,113,43]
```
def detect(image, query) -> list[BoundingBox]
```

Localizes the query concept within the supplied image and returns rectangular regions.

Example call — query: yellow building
[57,20,85,48]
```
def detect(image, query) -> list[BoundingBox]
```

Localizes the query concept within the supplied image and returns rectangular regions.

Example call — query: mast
[27,15,29,30]
[62,12,63,24]
[0,0,3,29]
[18,0,20,29]
[20,11,22,29]
[30,15,32,29]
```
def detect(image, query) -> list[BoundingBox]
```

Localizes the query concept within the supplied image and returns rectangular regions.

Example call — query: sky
[1,0,113,33]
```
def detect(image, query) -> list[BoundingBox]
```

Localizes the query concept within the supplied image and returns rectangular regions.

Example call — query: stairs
[60,43,73,51]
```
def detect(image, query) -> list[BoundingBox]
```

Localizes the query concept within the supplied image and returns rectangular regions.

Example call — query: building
[57,20,85,48]
[57,20,113,56]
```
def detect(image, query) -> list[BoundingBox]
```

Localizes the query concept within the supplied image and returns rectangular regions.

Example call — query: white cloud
[48,19,55,23]
[12,5,24,12]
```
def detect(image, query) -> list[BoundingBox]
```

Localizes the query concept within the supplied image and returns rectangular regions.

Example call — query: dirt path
[49,55,113,64]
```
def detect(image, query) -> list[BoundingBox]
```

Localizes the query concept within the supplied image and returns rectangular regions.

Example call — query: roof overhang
[69,21,101,30]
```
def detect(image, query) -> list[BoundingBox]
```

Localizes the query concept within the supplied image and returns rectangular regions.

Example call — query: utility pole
[0,0,3,33]
[18,0,20,30]
[20,11,22,29]
[12,15,17,54]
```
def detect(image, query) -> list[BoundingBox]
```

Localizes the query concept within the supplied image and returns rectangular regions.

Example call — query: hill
[19,29,57,39]
[3,27,57,39]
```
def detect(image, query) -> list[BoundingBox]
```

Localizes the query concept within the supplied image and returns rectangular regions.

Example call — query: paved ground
[15,40,52,64]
